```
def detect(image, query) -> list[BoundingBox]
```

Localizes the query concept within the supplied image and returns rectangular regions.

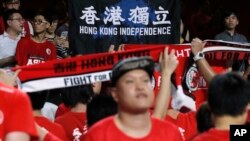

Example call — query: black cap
[111,56,155,86]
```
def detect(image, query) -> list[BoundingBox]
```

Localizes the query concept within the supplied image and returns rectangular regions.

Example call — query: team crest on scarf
[185,63,199,91]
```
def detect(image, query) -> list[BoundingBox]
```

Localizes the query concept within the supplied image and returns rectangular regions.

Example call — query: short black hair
[222,9,238,19]
[3,9,22,28]
[208,72,250,116]
[196,102,213,133]
[27,90,49,110]
[87,94,117,127]
[61,84,94,108]
[33,8,53,24]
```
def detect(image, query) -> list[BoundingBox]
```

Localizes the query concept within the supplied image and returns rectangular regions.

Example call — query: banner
[14,40,250,92]
[68,0,180,54]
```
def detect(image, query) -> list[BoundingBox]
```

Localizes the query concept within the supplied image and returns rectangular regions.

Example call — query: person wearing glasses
[0,9,24,68]
[0,0,33,37]
[15,9,57,66]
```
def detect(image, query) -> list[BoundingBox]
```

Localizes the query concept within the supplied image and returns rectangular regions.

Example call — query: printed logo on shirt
[27,58,45,65]
[72,128,82,141]
[0,111,4,125]
[178,127,185,141]
[46,48,51,55]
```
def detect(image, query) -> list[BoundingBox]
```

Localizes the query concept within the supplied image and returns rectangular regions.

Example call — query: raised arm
[153,48,179,119]
[191,38,216,83]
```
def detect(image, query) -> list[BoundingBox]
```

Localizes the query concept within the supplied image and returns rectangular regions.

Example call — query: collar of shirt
[3,31,21,41]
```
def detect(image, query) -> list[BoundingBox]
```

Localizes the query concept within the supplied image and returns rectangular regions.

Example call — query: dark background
[0,0,249,41]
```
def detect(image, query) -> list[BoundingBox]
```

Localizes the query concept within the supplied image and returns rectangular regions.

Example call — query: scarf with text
[14,40,250,92]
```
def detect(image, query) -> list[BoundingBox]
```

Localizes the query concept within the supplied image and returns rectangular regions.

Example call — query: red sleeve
[15,38,27,66]
[55,103,70,118]
[44,132,63,141]
[175,112,198,140]
[6,90,38,139]
[0,16,5,34]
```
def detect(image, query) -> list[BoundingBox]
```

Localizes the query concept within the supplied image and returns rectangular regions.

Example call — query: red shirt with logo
[15,37,57,66]
[166,111,198,141]
[55,111,87,141]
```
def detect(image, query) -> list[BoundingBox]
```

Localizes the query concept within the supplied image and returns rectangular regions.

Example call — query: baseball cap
[111,56,155,86]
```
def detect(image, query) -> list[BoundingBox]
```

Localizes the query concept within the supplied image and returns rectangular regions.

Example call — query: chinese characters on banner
[69,0,180,54]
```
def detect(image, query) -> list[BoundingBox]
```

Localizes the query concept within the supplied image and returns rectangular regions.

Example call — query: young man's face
[112,69,154,113]
[224,14,239,30]
[8,12,24,33]
[32,15,49,34]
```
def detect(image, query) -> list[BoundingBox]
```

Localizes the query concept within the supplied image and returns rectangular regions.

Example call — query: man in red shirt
[55,85,94,141]
[82,49,183,141]
[15,9,56,66]
[28,90,69,141]
[191,72,250,141]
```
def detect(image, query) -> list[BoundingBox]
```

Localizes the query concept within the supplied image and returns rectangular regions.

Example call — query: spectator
[82,55,183,141]
[55,85,94,141]
[86,94,117,128]
[191,72,250,141]
[0,77,38,141]
[0,9,23,68]
[27,90,69,141]
[214,9,248,77]
[0,0,33,37]
[15,9,57,66]
[214,9,248,43]
[195,102,213,133]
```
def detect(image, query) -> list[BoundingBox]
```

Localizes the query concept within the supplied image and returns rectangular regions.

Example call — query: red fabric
[15,37,57,66]
[191,128,229,141]
[35,116,69,141]
[44,132,62,141]
[0,16,5,35]
[165,112,198,141]
[82,116,183,141]
[0,82,38,140]
[194,60,227,109]
[0,16,31,37]
[55,111,87,141]
[55,103,70,119]
[247,110,250,123]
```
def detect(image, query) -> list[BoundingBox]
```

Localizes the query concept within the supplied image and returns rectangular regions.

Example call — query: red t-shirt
[0,82,38,140]
[15,37,57,66]
[55,103,70,119]
[55,111,87,141]
[82,116,183,141]
[44,132,63,141]
[191,128,229,141]
[166,111,198,141]
[35,116,69,141]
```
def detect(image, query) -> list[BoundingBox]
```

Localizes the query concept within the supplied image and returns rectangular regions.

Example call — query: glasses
[32,20,48,25]
[9,18,24,22]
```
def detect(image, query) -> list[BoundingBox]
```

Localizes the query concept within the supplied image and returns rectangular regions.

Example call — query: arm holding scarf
[191,38,216,83]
